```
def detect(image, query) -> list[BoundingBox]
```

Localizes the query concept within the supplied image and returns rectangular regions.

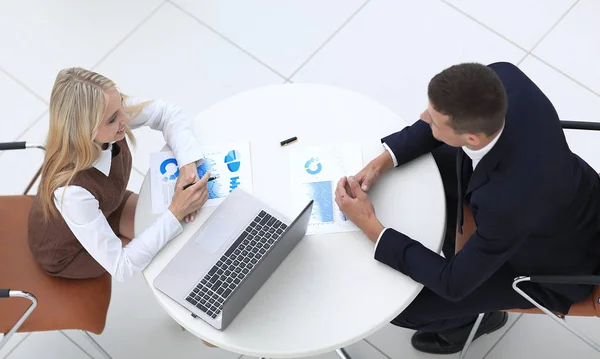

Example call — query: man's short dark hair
[428,63,507,136]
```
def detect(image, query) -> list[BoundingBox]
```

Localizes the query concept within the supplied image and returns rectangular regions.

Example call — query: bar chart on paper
[290,144,363,235]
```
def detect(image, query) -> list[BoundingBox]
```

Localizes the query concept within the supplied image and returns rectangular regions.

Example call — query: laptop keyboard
[185,210,288,319]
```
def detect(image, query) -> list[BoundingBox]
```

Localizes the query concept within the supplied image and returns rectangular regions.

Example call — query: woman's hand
[175,162,200,222]
[169,171,210,222]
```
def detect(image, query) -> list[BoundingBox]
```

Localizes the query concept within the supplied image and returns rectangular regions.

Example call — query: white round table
[134,84,446,358]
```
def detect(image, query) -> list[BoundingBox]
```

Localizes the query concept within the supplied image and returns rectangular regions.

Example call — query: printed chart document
[150,141,253,214]
[290,144,363,235]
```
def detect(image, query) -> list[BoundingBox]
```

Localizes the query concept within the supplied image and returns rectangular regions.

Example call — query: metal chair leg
[513,277,600,353]
[80,331,112,359]
[336,347,352,359]
[458,313,484,359]
[0,291,37,352]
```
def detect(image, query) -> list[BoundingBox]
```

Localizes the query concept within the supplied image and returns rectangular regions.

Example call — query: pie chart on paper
[224,150,241,172]
[305,158,322,175]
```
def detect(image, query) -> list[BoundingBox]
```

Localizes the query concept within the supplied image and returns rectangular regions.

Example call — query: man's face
[421,102,471,147]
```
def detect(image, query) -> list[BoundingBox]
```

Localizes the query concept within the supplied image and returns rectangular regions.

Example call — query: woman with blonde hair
[28,68,209,282]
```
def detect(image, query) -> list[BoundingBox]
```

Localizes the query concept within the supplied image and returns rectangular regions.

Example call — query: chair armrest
[561,121,600,131]
[0,142,45,152]
[529,275,600,285]
[0,142,25,151]
[0,289,9,298]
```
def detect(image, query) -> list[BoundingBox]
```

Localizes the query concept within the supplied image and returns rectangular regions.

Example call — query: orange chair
[0,141,113,358]
[456,119,600,359]
[455,203,600,358]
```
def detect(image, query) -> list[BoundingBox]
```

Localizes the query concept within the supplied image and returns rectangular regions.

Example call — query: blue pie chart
[160,158,179,181]
[305,158,322,175]
[224,150,241,172]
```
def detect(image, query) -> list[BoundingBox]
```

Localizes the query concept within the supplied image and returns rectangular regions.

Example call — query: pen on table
[280,136,298,146]
[182,176,219,190]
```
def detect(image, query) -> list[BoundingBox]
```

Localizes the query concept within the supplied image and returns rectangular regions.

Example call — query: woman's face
[94,87,131,144]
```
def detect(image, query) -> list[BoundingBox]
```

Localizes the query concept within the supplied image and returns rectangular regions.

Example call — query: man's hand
[335,176,385,242]
[355,150,394,192]
[175,162,200,222]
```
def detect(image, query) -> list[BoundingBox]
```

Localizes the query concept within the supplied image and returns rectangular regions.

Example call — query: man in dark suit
[335,62,600,354]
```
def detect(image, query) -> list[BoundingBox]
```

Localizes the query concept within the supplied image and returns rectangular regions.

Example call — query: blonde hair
[39,68,137,220]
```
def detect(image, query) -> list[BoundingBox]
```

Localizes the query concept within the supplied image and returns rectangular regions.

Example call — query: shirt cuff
[167,208,183,227]
[373,227,389,257]
[382,142,398,167]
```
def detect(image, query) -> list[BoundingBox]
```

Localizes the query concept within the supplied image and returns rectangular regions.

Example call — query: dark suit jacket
[377,62,600,313]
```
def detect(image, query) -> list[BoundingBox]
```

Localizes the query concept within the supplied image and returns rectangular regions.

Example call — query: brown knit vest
[28,138,132,278]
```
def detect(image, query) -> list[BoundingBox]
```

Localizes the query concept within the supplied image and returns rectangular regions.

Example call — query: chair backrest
[0,195,112,334]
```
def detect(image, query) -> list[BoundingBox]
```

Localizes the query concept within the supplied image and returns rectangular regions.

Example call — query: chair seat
[0,196,111,334]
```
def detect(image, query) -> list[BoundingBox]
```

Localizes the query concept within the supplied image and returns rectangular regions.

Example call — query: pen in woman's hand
[182,176,219,190]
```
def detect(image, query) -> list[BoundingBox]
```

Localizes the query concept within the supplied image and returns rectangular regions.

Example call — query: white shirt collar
[462,126,504,170]
[93,142,115,177]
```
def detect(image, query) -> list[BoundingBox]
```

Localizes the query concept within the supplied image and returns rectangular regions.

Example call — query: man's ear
[465,133,481,147]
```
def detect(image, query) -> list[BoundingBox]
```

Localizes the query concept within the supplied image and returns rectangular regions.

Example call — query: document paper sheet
[150,141,253,214]
[290,144,363,235]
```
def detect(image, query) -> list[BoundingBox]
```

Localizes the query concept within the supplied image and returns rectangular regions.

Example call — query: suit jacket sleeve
[381,119,443,167]
[374,199,533,301]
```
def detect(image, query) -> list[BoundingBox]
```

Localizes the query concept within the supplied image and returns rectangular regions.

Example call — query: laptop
[154,188,313,330]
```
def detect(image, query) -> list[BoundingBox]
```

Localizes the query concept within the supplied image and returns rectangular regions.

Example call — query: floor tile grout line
[1,332,31,359]
[363,338,392,359]
[516,0,580,66]
[482,314,523,359]
[287,0,373,80]
[529,53,600,98]
[59,331,95,359]
[523,0,580,58]
[166,0,288,81]
[0,66,48,105]
[440,0,529,54]
[90,1,168,70]
[16,110,48,140]
[132,166,146,178]
[516,53,529,67]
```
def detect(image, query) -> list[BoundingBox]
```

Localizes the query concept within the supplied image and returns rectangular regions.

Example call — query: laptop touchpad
[195,216,236,254]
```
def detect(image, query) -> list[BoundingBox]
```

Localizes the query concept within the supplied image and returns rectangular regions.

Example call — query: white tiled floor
[1,1,600,358]
[443,0,577,50]
[292,0,526,126]
[532,0,600,95]
[170,0,369,77]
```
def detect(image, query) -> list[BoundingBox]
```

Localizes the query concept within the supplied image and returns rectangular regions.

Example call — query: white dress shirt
[461,127,504,170]
[375,128,504,254]
[53,98,203,282]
